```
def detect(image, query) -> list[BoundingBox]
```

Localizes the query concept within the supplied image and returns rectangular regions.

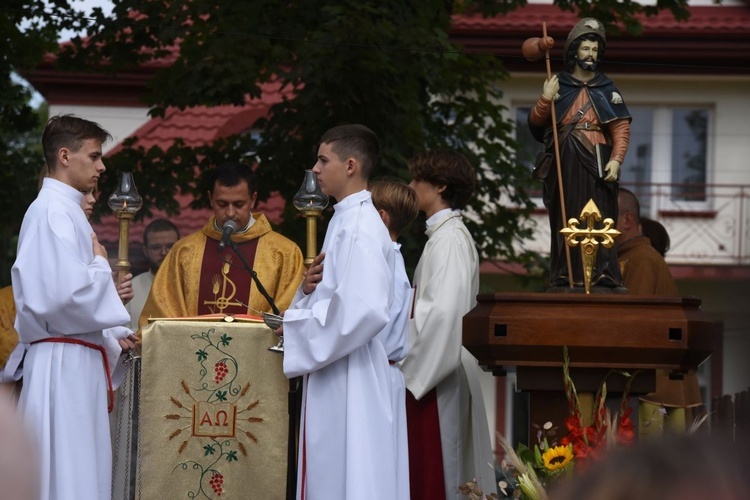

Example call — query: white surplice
[283,190,398,500]
[125,270,154,331]
[374,242,411,500]
[399,209,495,499]
[9,178,132,500]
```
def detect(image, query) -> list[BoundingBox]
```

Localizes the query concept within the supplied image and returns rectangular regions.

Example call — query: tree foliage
[2,0,692,275]
[0,1,92,285]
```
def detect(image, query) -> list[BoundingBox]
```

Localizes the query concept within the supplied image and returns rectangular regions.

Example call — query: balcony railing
[523,183,750,266]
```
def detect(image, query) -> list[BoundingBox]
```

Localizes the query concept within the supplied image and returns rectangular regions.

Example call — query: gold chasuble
[139,215,305,328]
[138,319,288,499]
[0,286,18,368]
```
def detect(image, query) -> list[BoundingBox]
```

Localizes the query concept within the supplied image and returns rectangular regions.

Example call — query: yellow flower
[542,445,573,471]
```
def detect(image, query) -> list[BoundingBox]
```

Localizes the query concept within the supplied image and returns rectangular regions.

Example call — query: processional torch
[108,172,143,289]
[522,25,574,289]
[293,169,329,266]
[275,170,329,500]
[266,170,329,354]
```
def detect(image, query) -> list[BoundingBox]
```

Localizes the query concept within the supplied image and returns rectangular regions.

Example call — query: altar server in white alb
[369,179,419,500]
[8,114,137,500]
[401,150,495,500]
[279,124,399,499]
[302,180,418,499]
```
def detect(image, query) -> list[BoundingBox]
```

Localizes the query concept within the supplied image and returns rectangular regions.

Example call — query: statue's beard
[576,57,598,72]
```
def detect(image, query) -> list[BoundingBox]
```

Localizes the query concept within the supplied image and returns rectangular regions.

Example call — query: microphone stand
[228,240,297,500]
[228,240,280,315]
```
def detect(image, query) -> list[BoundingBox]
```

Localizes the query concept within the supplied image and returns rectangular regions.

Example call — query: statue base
[463,292,718,440]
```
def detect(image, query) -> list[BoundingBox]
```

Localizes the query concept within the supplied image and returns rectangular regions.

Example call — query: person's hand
[302,252,325,295]
[604,160,621,182]
[92,233,108,259]
[542,75,559,100]
[273,310,285,337]
[114,272,134,304]
[118,333,139,355]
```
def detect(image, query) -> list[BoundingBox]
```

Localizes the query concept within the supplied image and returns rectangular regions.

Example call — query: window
[513,104,713,213]
[620,106,712,213]
[670,108,709,202]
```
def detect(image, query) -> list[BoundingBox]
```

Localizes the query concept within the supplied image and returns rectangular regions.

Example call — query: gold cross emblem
[560,198,620,294]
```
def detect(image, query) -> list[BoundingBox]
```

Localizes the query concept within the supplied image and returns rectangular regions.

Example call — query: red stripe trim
[300,375,307,500]
[31,337,115,413]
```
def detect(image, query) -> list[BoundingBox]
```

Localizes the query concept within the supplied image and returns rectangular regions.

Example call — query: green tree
[0,0,93,285]
[55,1,689,270]
[0,102,47,287]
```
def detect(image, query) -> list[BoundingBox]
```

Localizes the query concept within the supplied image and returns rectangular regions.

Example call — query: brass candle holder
[108,172,143,285]
[267,170,328,354]
[292,170,329,266]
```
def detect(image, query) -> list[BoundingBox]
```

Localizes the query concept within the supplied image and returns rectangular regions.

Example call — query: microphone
[218,220,239,250]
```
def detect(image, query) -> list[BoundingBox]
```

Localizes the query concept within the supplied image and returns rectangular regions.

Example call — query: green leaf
[533,445,543,467]
[196,349,208,361]
[226,450,238,462]
[203,444,215,456]
[516,443,535,465]
[216,391,227,402]
[11,0,690,284]
[219,334,232,347]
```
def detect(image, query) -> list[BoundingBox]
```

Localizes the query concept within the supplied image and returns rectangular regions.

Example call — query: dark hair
[564,33,606,73]
[320,124,380,179]
[408,150,475,209]
[618,187,641,223]
[369,179,419,236]
[42,115,111,172]
[640,217,671,256]
[552,434,749,500]
[143,218,180,246]
[208,162,258,196]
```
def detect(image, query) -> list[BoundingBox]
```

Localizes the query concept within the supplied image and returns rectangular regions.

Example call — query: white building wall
[48,104,151,154]
[499,70,750,428]
[503,72,750,265]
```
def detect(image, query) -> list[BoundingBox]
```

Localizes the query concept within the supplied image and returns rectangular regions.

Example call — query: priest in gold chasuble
[138,162,305,327]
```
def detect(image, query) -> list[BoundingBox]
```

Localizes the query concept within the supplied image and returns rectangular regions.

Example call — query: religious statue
[528,18,631,289]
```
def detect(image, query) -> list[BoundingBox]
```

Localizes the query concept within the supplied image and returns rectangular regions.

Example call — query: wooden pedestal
[463,293,717,438]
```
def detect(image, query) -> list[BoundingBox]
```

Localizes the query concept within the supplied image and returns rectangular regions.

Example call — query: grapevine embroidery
[193,328,240,403]
[165,327,265,498]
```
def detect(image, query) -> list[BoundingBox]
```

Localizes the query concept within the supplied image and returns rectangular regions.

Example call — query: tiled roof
[94,84,287,245]
[450,5,750,74]
[451,5,750,35]
[109,83,284,154]
[94,194,286,247]
[89,4,750,246]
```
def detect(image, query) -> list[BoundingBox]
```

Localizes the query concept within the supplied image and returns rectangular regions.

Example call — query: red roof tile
[89,4,750,246]
[94,83,287,245]
[451,5,750,35]
[450,5,750,74]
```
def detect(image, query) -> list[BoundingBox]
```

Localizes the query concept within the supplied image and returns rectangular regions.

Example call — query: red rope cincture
[300,374,308,500]
[31,337,115,413]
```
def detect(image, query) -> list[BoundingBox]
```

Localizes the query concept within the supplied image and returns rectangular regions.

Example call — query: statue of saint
[528,18,631,289]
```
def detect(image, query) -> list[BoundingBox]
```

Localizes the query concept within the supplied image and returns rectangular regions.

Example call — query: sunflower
[542,445,574,471]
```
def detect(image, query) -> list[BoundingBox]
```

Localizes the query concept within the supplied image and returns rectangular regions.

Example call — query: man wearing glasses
[125,219,180,331]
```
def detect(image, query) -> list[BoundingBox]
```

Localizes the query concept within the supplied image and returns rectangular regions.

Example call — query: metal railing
[524,183,750,266]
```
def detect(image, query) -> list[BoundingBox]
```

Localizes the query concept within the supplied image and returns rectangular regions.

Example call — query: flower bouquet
[461,347,637,499]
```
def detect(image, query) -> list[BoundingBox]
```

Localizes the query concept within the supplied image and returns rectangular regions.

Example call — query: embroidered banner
[139,319,288,499]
